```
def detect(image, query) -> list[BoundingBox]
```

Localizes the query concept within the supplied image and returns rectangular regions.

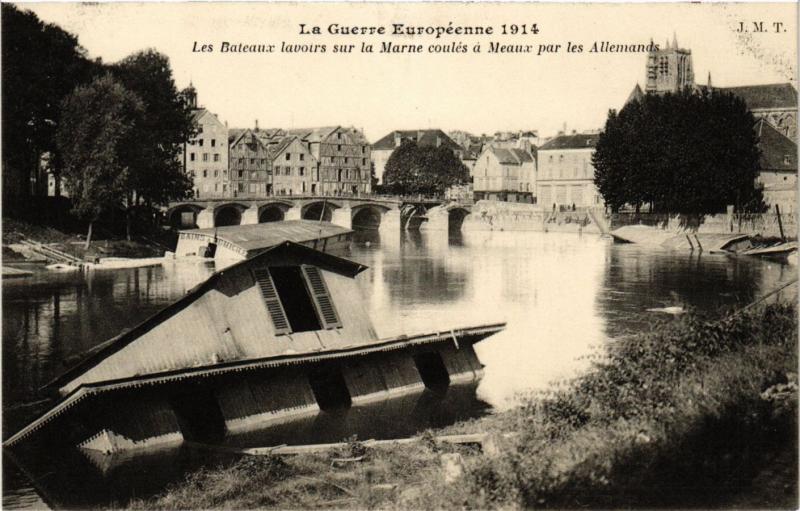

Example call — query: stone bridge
[165,196,473,233]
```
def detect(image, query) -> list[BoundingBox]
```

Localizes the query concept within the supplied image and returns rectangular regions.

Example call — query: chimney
[255,119,259,132]
[394,132,402,147]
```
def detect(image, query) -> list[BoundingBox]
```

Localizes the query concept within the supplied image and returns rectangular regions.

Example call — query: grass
[128,303,798,510]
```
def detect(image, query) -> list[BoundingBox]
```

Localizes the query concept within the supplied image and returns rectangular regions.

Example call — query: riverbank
[128,301,797,510]
[2,218,171,262]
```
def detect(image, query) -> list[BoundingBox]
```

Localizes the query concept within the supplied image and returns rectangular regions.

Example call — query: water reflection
[3,230,796,508]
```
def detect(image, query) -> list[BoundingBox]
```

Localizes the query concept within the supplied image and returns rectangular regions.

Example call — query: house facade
[288,127,371,196]
[267,136,318,196]
[228,129,272,197]
[182,87,229,199]
[755,119,798,213]
[537,133,603,209]
[472,146,536,203]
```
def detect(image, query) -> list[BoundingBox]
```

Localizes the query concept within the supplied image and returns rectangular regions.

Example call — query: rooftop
[756,119,797,172]
[372,129,463,151]
[719,83,797,111]
[181,220,352,253]
[489,146,535,164]
[539,133,600,151]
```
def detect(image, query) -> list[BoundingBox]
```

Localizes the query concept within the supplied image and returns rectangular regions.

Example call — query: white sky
[20,2,798,141]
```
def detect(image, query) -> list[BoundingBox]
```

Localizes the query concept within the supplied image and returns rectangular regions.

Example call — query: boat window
[269,266,323,333]
[301,265,342,329]
[253,265,342,334]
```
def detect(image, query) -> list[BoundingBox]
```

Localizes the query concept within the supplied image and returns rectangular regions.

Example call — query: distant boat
[4,241,505,456]
[174,220,353,266]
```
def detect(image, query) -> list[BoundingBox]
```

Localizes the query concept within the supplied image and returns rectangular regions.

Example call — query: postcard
[1,2,797,509]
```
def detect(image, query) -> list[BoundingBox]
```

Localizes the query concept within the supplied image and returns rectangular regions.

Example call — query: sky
[21,2,798,142]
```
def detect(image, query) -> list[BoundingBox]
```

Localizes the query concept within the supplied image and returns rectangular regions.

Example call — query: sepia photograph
[0,1,797,509]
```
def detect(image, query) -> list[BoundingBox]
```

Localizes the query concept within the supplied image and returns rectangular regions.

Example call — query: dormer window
[252,265,341,335]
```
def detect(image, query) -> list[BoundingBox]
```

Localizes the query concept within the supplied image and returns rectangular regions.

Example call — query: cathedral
[627,35,797,142]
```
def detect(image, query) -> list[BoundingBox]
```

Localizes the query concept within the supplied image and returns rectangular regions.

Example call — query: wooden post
[775,204,786,242]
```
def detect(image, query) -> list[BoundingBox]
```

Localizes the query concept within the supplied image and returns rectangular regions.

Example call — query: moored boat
[174,220,353,265]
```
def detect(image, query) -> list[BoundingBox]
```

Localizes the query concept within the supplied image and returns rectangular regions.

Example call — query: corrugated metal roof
[181,220,352,252]
[44,241,368,392]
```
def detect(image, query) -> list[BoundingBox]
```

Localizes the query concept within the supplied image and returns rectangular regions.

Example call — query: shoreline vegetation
[127,301,798,510]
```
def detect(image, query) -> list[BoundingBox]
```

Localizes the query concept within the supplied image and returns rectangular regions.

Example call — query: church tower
[645,34,695,94]
[182,82,198,109]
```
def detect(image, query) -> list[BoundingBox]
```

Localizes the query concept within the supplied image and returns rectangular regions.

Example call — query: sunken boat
[5,241,504,455]
[174,220,353,263]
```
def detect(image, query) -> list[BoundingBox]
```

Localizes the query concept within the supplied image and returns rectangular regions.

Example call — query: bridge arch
[447,206,471,233]
[166,204,204,229]
[400,204,428,231]
[302,201,340,222]
[214,203,249,227]
[257,201,293,223]
[351,203,391,230]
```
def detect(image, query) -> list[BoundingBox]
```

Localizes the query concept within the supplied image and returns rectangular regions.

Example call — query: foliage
[56,74,143,245]
[109,49,195,208]
[131,303,797,510]
[383,141,469,195]
[1,4,98,204]
[593,88,765,214]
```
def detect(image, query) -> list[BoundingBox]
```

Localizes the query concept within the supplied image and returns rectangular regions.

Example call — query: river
[3,229,796,508]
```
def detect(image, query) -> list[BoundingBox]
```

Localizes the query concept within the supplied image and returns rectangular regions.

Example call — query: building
[265,136,318,196]
[718,84,797,142]
[181,85,229,198]
[371,129,463,185]
[755,119,798,213]
[537,132,603,209]
[472,146,536,203]
[629,37,797,142]
[286,126,371,196]
[645,34,694,94]
[228,128,272,197]
[490,130,540,151]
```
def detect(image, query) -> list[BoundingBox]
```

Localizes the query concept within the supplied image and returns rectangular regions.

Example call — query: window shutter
[301,265,342,329]
[252,268,291,335]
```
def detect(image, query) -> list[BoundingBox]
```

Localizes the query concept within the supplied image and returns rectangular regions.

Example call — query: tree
[110,49,195,238]
[383,141,469,196]
[1,4,98,209]
[57,75,144,248]
[593,88,764,214]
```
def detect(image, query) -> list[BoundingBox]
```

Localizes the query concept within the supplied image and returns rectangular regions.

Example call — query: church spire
[672,32,678,50]
[707,72,712,88]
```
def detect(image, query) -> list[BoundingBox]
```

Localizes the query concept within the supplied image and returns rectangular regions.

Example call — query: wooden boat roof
[179,220,352,252]
[43,241,368,392]
[5,322,505,448]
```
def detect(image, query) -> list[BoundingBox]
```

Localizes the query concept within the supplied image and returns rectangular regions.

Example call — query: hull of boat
[5,326,501,456]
